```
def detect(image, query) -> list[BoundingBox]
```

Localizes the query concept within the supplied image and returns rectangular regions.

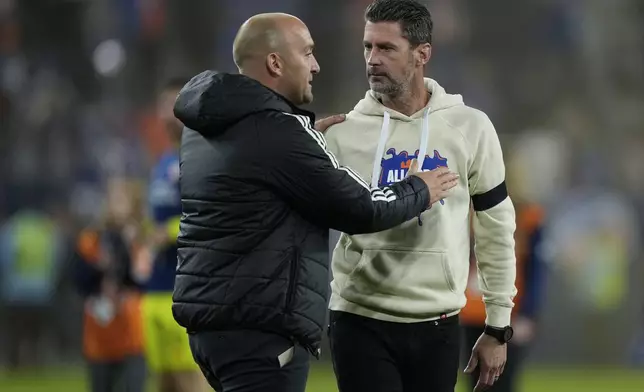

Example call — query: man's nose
[311,55,320,74]
[367,50,381,66]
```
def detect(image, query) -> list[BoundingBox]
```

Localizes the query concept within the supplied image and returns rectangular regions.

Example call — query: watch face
[504,327,514,341]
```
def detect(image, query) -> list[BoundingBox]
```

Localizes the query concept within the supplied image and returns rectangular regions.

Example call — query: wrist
[484,324,514,344]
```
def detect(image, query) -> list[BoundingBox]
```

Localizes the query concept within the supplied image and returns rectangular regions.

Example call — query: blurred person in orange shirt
[73,178,147,392]
[461,202,546,392]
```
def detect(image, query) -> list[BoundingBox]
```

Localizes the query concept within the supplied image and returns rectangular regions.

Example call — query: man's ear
[416,43,432,66]
[266,53,283,77]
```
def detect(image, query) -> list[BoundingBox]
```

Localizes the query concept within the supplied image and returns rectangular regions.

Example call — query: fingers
[445,178,459,190]
[484,368,497,388]
[314,114,346,133]
[474,361,505,391]
[432,166,450,176]
[433,172,459,199]
[473,366,495,391]
[329,113,347,123]
[434,167,459,190]
[412,166,460,205]
[493,359,506,386]
[413,166,457,182]
[440,173,459,189]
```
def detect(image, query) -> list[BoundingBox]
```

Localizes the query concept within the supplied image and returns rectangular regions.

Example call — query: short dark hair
[365,0,433,46]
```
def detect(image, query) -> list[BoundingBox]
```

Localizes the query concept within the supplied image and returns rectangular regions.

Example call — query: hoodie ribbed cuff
[485,304,513,328]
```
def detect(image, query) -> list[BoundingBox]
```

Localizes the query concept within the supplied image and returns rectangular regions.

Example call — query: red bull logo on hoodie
[379,148,449,204]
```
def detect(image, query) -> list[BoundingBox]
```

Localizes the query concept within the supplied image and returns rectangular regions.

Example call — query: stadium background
[0,0,643,391]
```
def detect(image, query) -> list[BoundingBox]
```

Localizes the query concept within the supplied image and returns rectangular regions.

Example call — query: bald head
[233,13,305,71]
[232,13,320,106]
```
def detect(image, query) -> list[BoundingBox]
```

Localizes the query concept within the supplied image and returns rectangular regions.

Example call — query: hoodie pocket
[342,249,457,312]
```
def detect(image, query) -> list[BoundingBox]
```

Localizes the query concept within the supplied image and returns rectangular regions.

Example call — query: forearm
[328,176,429,235]
[473,197,517,327]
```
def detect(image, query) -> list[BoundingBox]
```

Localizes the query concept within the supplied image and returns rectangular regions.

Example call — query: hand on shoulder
[314,114,346,133]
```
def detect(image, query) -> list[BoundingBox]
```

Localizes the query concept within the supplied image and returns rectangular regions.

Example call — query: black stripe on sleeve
[472,181,508,211]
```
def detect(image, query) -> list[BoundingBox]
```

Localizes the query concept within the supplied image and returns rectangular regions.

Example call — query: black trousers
[189,330,310,392]
[462,325,526,392]
[329,311,461,392]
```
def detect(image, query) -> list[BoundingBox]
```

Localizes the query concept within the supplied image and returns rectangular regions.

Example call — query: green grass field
[1,364,642,392]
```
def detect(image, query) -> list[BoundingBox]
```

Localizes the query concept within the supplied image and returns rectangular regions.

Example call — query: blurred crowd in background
[1,0,643,375]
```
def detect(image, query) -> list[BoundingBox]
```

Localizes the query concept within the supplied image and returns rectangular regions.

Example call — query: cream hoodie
[325,78,517,327]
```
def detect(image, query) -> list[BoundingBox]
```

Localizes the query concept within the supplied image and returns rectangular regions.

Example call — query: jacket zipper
[285,247,300,311]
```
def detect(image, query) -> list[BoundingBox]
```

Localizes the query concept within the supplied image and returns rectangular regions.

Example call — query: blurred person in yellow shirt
[139,78,208,392]
[0,207,63,369]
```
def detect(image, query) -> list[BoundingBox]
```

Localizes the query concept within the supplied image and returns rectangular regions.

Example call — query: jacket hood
[354,78,464,121]
[173,71,294,136]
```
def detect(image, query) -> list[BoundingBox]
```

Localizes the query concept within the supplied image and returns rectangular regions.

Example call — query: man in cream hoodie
[324,1,517,392]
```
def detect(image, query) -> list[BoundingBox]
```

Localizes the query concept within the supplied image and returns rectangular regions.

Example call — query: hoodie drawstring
[371,111,391,188]
[371,108,431,187]
[371,108,431,225]
[417,108,431,173]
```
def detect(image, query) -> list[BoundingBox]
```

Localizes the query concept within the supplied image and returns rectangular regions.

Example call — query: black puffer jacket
[171,71,429,355]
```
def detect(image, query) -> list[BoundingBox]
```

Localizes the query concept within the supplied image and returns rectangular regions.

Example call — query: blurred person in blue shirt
[140,77,208,392]
[0,208,63,369]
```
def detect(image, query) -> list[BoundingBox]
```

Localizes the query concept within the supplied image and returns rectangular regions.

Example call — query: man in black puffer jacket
[172,12,458,392]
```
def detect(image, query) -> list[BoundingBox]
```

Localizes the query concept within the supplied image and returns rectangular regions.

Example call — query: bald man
[172,13,458,392]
